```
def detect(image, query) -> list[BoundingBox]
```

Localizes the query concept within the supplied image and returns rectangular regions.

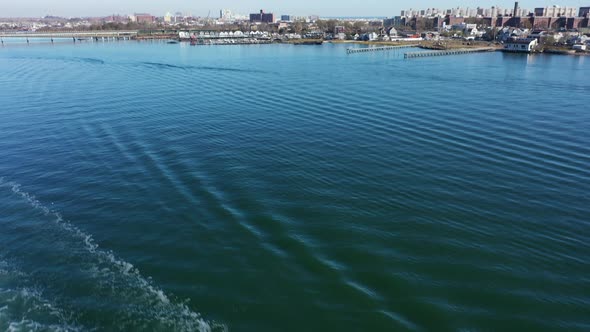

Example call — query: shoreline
[330,39,589,56]
[2,35,588,56]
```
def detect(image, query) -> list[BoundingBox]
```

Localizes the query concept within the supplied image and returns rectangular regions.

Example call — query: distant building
[281,15,290,21]
[104,15,128,23]
[220,9,233,20]
[135,13,154,24]
[504,38,538,52]
[580,7,590,17]
[567,17,588,29]
[383,17,398,27]
[534,6,577,17]
[250,10,275,23]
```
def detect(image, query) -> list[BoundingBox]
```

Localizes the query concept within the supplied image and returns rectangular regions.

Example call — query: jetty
[346,44,419,54]
[404,47,496,58]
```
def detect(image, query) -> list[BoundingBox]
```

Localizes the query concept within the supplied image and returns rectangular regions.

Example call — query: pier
[346,44,419,54]
[404,47,496,58]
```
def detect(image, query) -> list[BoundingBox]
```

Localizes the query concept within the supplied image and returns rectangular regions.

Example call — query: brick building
[250,10,275,23]
[135,14,154,24]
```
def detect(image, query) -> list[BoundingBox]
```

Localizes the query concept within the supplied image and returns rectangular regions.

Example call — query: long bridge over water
[0,31,139,45]
[0,30,138,40]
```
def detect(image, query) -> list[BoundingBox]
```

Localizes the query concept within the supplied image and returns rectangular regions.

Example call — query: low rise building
[573,44,587,51]
[504,38,538,52]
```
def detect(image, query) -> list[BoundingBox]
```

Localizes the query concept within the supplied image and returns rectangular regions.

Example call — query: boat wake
[0,177,224,331]
[0,260,81,332]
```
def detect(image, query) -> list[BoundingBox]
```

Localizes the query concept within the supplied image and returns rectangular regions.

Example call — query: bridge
[0,31,138,39]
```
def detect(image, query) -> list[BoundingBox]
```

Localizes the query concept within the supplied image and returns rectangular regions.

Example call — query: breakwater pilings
[346,44,419,54]
[404,47,496,58]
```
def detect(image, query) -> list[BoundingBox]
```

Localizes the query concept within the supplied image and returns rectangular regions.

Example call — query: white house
[388,27,398,38]
[360,32,379,41]
[503,38,538,53]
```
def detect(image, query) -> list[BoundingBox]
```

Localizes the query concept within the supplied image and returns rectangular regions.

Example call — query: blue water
[0,42,589,331]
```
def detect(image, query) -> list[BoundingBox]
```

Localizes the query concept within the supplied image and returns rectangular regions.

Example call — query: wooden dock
[404,47,496,58]
[346,44,419,54]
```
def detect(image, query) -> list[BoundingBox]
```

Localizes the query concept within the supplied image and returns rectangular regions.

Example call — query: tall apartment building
[534,6,578,17]
[250,10,275,23]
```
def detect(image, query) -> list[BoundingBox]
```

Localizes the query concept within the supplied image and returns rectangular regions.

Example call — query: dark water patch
[72,57,105,65]
[141,61,187,70]
[2,55,105,65]
[196,65,267,73]
[139,61,267,73]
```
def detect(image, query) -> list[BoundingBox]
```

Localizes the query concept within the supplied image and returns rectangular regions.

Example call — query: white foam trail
[6,319,75,332]
[0,289,78,331]
[0,177,222,332]
[0,260,80,332]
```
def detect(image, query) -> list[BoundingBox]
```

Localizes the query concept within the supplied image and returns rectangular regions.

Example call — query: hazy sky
[1,0,588,18]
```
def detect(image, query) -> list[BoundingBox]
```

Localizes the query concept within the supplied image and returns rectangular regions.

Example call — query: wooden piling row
[346,44,419,54]
[404,48,495,58]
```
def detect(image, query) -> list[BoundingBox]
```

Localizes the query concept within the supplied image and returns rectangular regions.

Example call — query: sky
[0,0,588,18]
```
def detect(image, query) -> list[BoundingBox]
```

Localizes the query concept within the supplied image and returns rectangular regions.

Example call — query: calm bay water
[0,41,589,331]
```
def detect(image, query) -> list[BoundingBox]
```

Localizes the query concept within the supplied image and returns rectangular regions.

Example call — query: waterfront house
[573,44,587,51]
[360,32,379,41]
[499,27,529,42]
[388,27,398,38]
[503,38,538,53]
[529,30,547,40]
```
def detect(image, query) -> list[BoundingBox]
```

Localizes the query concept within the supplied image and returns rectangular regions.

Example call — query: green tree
[542,35,556,46]
[352,21,366,34]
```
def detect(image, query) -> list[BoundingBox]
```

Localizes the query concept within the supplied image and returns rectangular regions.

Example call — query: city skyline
[1,0,589,17]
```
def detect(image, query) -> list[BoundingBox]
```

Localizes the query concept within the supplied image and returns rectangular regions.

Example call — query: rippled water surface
[0,42,589,331]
